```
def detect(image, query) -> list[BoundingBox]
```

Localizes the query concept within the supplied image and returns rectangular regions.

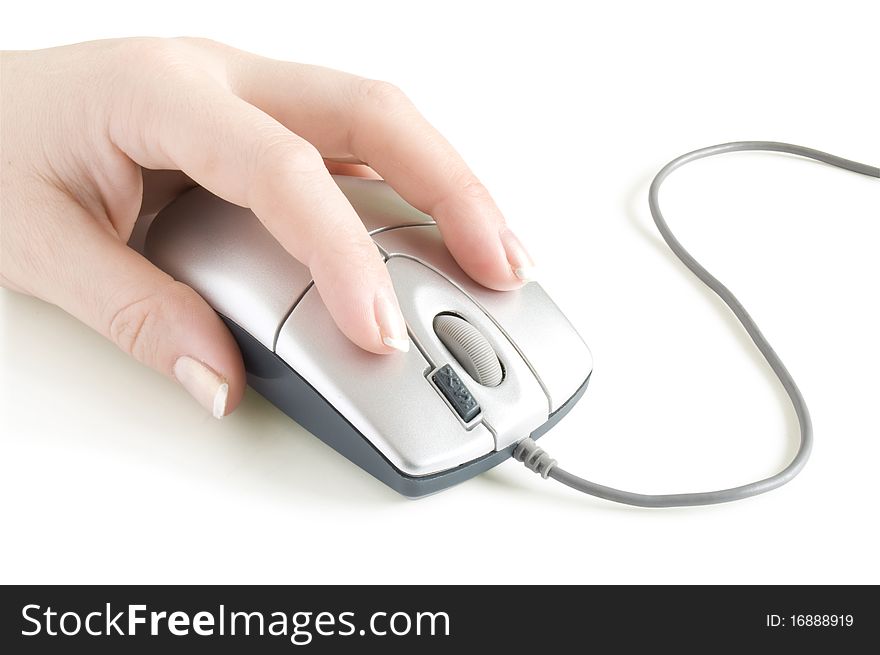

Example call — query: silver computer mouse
[144,176,592,496]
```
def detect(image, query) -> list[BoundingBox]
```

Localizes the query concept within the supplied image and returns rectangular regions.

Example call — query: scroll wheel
[433,314,503,387]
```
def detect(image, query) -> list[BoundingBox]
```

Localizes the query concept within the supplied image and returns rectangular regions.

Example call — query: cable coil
[514,142,879,507]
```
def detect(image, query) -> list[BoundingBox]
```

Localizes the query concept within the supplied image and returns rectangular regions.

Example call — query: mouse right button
[332,175,434,233]
[374,225,593,412]
[385,256,548,451]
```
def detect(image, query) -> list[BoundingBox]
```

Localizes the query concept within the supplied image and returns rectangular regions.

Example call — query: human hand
[0,38,535,418]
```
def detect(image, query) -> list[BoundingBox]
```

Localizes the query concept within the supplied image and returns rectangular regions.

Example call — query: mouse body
[145,177,592,496]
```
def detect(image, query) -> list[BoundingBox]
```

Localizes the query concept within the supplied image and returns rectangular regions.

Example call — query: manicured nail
[500,227,537,282]
[173,356,229,419]
[374,292,410,353]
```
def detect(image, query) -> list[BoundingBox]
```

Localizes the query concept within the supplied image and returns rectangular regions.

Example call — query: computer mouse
[144,176,592,497]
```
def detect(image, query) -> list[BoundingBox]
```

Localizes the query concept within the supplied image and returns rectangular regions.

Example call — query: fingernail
[173,356,229,419]
[499,227,537,282]
[374,292,410,353]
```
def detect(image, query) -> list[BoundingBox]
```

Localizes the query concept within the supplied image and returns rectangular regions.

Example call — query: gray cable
[515,141,879,507]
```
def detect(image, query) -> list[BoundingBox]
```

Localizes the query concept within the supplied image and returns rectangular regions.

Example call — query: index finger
[227,55,536,291]
[111,42,410,355]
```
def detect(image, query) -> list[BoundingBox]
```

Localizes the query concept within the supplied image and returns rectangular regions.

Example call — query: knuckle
[123,37,187,70]
[256,136,324,177]
[107,281,194,363]
[429,173,494,217]
[119,37,217,87]
[109,299,152,359]
[312,232,382,280]
[355,78,411,113]
[456,175,492,203]
[349,79,414,151]
[171,36,225,52]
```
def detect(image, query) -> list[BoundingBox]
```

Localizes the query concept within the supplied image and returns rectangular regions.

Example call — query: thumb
[35,206,245,418]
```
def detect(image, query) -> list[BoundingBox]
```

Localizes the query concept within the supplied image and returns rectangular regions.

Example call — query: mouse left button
[144,187,313,349]
[275,287,496,477]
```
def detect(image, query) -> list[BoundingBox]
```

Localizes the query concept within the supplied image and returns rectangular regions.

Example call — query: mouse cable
[514,141,879,507]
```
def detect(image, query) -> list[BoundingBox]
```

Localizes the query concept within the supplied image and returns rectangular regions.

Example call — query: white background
[1,0,878,585]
